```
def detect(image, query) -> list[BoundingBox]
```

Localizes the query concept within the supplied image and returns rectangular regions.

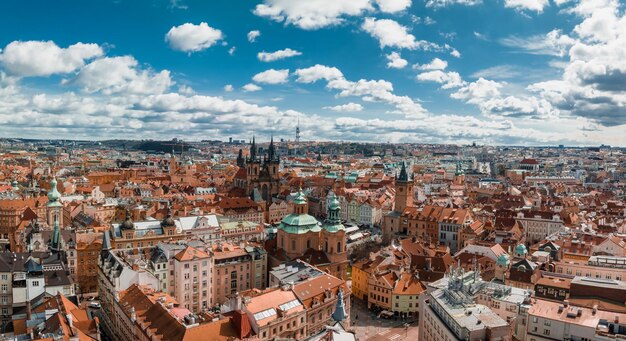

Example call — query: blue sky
[0,0,624,146]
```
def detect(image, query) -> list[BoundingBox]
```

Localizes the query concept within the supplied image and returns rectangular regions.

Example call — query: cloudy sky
[0,0,624,146]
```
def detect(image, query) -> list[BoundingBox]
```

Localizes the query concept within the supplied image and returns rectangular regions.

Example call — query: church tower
[47,177,63,228]
[321,192,348,279]
[453,161,465,185]
[394,162,414,213]
[267,135,279,180]
[246,137,261,184]
[495,253,510,283]
[50,215,61,253]
[236,149,245,168]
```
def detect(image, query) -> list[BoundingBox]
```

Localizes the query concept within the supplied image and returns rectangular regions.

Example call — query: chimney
[563,300,569,307]
[425,258,432,271]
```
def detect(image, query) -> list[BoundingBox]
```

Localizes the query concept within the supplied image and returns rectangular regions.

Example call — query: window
[32,281,39,287]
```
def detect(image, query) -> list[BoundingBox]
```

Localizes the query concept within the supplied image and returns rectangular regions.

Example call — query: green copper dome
[323,191,344,232]
[47,177,62,207]
[293,189,307,205]
[328,192,340,210]
[279,213,320,234]
[496,253,510,267]
[515,244,527,257]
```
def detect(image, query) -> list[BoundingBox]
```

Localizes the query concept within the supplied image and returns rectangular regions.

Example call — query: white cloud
[499,29,575,56]
[450,78,503,103]
[410,15,436,25]
[228,47,236,56]
[224,84,234,92]
[254,0,373,30]
[247,30,261,43]
[324,102,364,112]
[178,85,194,95]
[322,71,429,117]
[450,49,461,58]
[425,0,481,8]
[0,41,103,77]
[386,52,408,69]
[72,56,173,95]
[362,17,422,49]
[165,22,223,53]
[258,48,302,62]
[375,0,411,13]
[416,70,465,89]
[252,69,290,84]
[471,65,522,79]
[504,0,549,12]
[479,95,556,118]
[242,83,262,92]
[414,58,448,70]
[294,65,344,83]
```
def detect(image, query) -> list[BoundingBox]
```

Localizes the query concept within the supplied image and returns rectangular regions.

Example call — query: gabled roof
[174,246,210,262]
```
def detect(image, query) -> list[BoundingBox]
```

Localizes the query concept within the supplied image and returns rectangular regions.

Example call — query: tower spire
[398,161,408,182]
[250,136,257,161]
[269,134,275,161]
[332,289,347,322]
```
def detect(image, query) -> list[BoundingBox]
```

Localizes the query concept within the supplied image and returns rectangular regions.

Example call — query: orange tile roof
[393,273,426,295]
[174,246,210,262]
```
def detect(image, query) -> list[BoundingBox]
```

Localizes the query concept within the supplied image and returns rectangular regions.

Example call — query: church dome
[48,177,61,205]
[515,244,528,257]
[496,253,510,267]
[328,192,340,210]
[293,189,307,205]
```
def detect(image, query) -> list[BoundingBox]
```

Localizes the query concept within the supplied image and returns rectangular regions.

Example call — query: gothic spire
[269,135,275,161]
[250,136,257,161]
[237,149,245,167]
[397,161,408,182]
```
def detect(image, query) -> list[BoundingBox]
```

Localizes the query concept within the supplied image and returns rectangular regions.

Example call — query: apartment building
[526,298,626,341]
[292,273,350,335]
[212,242,267,305]
[98,234,159,340]
[173,245,213,312]
[516,211,564,244]
[220,220,266,243]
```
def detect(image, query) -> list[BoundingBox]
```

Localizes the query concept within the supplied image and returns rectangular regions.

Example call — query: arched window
[337,242,341,253]
[325,241,328,252]
[291,239,296,251]
[306,239,311,249]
